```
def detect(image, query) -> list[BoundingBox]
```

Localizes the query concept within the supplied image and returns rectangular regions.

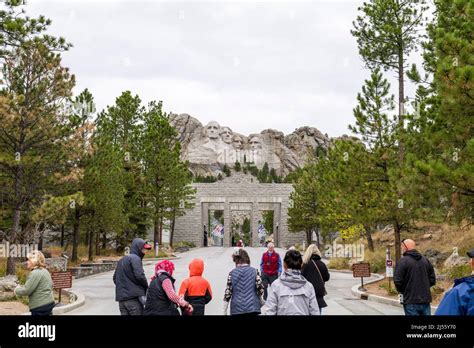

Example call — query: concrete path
[67,247,403,315]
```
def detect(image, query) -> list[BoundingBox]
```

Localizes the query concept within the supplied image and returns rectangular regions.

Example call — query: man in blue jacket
[113,238,152,315]
[435,249,474,316]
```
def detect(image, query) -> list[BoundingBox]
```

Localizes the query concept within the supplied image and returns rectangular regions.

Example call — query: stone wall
[174,172,305,248]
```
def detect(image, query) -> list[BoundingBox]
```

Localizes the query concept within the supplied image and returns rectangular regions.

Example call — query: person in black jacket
[144,260,193,315]
[302,244,330,313]
[113,238,152,315]
[394,239,436,316]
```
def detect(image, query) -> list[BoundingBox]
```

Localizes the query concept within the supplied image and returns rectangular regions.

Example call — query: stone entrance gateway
[173,173,306,248]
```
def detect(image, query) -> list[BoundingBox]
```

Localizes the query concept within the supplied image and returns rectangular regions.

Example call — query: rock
[424,249,448,266]
[169,114,331,177]
[0,276,19,301]
[174,246,190,253]
[444,254,470,268]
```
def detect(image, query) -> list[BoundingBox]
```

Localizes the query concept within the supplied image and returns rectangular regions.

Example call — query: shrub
[446,264,471,281]
[328,257,350,270]
[362,249,386,274]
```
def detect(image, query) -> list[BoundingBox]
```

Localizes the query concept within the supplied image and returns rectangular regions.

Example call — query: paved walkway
[67,247,403,315]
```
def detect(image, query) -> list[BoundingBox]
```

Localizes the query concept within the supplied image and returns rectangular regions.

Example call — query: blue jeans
[403,303,431,316]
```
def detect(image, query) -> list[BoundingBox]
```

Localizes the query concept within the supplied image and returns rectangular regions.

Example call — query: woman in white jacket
[265,250,320,315]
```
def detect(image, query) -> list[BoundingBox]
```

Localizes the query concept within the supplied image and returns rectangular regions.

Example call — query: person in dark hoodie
[394,239,436,316]
[435,249,474,316]
[178,258,213,315]
[301,244,330,314]
[113,238,152,315]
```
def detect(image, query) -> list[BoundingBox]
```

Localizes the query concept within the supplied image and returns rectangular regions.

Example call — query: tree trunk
[7,163,23,275]
[88,227,94,261]
[394,222,402,262]
[398,49,405,164]
[158,216,163,245]
[364,225,374,252]
[72,207,80,262]
[60,224,65,248]
[170,212,176,247]
[102,230,107,250]
[316,226,321,248]
[7,209,22,275]
[306,230,312,246]
[95,229,100,256]
[154,218,160,248]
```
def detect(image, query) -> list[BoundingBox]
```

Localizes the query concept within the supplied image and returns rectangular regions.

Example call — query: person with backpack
[145,260,193,315]
[223,248,265,315]
[113,238,152,315]
[260,242,282,300]
[302,244,330,314]
[178,258,213,315]
[394,239,436,316]
[265,249,320,315]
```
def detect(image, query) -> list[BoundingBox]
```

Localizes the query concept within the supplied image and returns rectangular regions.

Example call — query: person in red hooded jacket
[179,259,213,315]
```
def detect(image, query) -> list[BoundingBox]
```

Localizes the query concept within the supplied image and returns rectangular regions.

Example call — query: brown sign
[352,262,371,278]
[51,271,73,289]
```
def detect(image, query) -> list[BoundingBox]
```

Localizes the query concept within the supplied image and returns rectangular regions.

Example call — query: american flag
[258,224,266,237]
[212,224,224,237]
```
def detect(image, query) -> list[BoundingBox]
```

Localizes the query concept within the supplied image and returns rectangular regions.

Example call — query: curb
[53,289,85,315]
[143,256,179,265]
[350,275,438,311]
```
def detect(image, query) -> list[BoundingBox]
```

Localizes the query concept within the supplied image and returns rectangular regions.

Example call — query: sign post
[51,271,73,304]
[352,262,371,292]
[386,247,393,291]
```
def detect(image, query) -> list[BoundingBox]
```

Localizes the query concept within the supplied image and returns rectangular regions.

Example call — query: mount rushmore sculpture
[169,113,331,177]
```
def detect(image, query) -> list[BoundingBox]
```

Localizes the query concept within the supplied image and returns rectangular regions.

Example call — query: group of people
[113,239,330,316]
[10,237,472,316]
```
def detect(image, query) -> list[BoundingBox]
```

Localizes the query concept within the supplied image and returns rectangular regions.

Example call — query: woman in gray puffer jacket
[265,250,320,315]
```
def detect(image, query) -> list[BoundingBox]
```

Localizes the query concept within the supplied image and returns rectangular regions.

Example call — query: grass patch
[144,250,169,259]
[173,241,196,249]
[378,282,398,296]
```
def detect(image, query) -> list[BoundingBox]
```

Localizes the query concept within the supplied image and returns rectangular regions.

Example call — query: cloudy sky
[26,0,420,137]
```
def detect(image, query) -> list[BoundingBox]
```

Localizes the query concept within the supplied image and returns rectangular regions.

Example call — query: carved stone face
[203,121,220,140]
[232,135,243,149]
[220,127,233,144]
[249,136,262,150]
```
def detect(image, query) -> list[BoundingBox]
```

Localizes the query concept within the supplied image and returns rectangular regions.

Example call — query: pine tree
[351,0,429,163]
[414,0,474,225]
[0,41,75,273]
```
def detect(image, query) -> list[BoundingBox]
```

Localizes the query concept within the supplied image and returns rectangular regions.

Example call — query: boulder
[424,249,449,266]
[444,254,470,268]
[0,275,19,301]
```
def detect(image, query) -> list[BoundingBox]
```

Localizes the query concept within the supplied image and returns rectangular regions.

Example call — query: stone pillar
[251,201,260,247]
[224,200,231,247]
[201,202,209,247]
[273,203,281,247]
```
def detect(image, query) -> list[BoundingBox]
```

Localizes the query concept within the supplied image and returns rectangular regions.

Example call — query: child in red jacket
[178,259,213,315]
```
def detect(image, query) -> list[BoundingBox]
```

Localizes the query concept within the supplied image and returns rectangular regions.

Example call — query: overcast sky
[26,0,421,137]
